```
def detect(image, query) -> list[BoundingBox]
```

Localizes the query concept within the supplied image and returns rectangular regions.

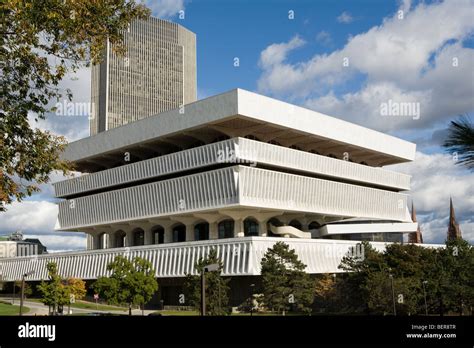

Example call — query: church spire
[447,198,462,241]
[408,202,423,243]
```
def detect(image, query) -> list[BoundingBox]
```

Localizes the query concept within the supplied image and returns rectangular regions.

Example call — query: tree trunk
[129,304,132,316]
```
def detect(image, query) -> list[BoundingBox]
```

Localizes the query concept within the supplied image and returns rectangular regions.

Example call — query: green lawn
[0,302,30,316]
[152,310,200,316]
[28,298,127,312]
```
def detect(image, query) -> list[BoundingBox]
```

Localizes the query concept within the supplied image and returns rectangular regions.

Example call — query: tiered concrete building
[0,88,431,305]
[0,19,440,306]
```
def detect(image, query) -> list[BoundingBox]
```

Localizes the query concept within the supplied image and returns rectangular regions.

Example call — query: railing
[56,165,410,230]
[54,138,410,198]
[0,237,394,281]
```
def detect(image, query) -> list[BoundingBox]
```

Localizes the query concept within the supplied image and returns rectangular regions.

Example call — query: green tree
[337,241,387,314]
[425,239,474,315]
[92,256,158,315]
[37,262,69,315]
[337,240,473,316]
[1,0,150,211]
[260,242,314,315]
[313,273,337,313]
[184,248,230,316]
[443,115,474,171]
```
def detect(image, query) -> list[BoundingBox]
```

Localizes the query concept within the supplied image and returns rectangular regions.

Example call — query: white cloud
[28,66,91,142]
[26,234,86,252]
[145,0,185,18]
[257,0,474,131]
[0,200,58,234]
[0,200,87,252]
[389,151,474,243]
[259,36,305,68]
[316,31,332,46]
[337,11,354,24]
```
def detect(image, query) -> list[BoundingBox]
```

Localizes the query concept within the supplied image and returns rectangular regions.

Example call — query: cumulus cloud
[0,200,86,252]
[316,31,332,46]
[28,66,91,143]
[25,234,86,252]
[337,11,354,24]
[145,0,185,18]
[259,36,305,68]
[389,151,474,243]
[0,201,58,234]
[257,0,474,131]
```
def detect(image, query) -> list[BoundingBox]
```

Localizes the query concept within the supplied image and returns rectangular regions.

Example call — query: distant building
[408,203,423,243]
[447,198,462,241]
[90,16,197,135]
[0,231,47,258]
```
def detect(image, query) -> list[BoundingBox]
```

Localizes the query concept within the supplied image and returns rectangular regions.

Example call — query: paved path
[2,298,156,316]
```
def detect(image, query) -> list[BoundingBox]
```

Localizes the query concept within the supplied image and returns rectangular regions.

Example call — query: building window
[115,230,126,248]
[308,221,321,230]
[194,223,209,241]
[218,220,234,239]
[289,219,302,230]
[244,218,259,236]
[172,224,186,243]
[133,228,145,246]
[97,233,106,249]
[267,218,282,236]
[152,226,165,244]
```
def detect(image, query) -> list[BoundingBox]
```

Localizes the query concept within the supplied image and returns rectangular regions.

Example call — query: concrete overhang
[63,89,416,171]
[313,222,418,238]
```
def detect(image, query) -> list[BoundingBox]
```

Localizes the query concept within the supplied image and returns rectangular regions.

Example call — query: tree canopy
[336,239,474,315]
[92,255,158,315]
[260,241,314,315]
[0,0,150,211]
[184,248,230,315]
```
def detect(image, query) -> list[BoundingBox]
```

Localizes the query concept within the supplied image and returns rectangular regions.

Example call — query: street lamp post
[250,283,255,317]
[201,264,219,316]
[19,271,35,316]
[389,274,396,316]
[422,280,428,315]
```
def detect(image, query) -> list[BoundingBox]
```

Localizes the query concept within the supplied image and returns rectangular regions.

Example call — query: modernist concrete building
[90,16,196,135]
[0,88,433,305]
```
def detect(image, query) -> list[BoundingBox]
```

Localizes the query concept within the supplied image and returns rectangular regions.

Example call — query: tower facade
[408,202,423,243]
[447,198,462,241]
[90,17,197,135]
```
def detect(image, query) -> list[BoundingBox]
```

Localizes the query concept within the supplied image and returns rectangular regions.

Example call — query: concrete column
[164,225,173,243]
[300,218,310,232]
[252,212,283,237]
[169,217,197,242]
[185,223,194,241]
[86,233,92,250]
[126,230,134,247]
[209,222,218,239]
[91,233,100,250]
[234,218,244,237]
[144,228,153,245]
[219,210,257,238]
[258,220,268,237]
[106,231,115,249]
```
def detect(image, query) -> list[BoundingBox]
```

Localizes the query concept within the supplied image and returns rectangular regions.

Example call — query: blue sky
[185,0,401,96]
[2,0,473,251]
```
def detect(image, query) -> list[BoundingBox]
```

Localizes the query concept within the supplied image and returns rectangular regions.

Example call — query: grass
[152,310,200,316]
[28,298,127,312]
[0,302,30,316]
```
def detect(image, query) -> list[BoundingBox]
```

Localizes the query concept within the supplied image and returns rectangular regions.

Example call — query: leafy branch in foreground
[0,0,150,211]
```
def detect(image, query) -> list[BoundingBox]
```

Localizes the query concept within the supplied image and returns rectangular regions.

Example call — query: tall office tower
[90,17,197,135]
